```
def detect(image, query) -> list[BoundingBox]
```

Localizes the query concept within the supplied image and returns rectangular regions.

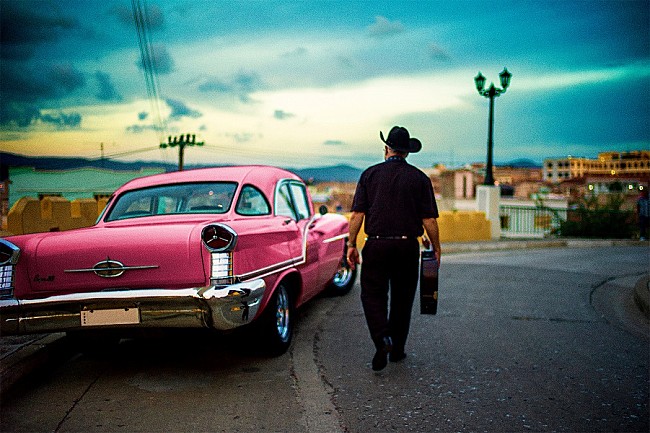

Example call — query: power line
[132,0,167,142]
[101,146,161,159]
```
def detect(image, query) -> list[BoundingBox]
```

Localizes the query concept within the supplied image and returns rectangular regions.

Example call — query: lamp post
[474,67,512,185]
[160,133,204,171]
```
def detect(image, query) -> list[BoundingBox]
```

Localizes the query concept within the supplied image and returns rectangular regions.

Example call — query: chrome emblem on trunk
[65,258,158,278]
[93,259,126,278]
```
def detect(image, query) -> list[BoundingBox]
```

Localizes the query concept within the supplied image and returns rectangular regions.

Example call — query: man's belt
[366,235,413,240]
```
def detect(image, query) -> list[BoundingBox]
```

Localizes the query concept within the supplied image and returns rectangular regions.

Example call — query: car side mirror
[319,205,328,216]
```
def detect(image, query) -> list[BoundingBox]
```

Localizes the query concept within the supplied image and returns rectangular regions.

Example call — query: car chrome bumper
[0,279,266,335]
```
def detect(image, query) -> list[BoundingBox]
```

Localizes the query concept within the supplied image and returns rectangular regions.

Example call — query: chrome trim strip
[323,233,347,244]
[64,265,159,273]
[237,257,300,281]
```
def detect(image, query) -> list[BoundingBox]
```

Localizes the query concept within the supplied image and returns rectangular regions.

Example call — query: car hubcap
[275,288,290,342]
[332,259,352,287]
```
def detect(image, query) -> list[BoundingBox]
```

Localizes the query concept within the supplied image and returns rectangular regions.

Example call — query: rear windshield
[105,182,237,221]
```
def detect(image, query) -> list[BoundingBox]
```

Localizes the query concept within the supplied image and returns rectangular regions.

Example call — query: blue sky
[1,0,648,169]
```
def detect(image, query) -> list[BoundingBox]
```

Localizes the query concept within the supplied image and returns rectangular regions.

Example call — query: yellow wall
[6,197,107,235]
[352,210,491,249]
[4,197,492,244]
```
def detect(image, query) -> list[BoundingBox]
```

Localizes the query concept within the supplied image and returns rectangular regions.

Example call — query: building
[543,150,650,184]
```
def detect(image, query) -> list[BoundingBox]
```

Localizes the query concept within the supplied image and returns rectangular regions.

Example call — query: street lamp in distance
[474,67,512,185]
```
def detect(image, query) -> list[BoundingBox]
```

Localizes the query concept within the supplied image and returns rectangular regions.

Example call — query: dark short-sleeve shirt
[351,158,439,238]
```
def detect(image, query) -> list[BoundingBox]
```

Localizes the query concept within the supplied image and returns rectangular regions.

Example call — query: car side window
[289,183,311,220]
[236,185,271,216]
[275,183,297,219]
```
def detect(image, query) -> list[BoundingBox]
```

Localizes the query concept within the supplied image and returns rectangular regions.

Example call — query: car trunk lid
[26,221,207,296]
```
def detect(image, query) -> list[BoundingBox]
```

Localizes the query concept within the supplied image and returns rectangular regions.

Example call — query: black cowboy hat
[380,126,422,153]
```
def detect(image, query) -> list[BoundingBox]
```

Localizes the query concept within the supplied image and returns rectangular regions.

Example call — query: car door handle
[283,219,293,225]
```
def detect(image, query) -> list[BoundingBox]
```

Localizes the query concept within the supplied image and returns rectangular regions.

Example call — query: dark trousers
[360,238,420,352]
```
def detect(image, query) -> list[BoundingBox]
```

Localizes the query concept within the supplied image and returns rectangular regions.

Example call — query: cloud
[197,71,264,103]
[137,44,174,74]
[427,44,451,62]
[0,103,82,130]
[274,110,295,120]
[234,72,259,91]
[114,3,164,29]
[126,124,160,134]
[0,103,41,128]
[48,63,85,93]
[226,132,256,143]
[367,16,404,38]
[95,71,122,101]
[324,140,345,146]
[0,3,77,60]
[40,112,82,129]
[198,79,232,93]
[0,62,87,120]
[166,98,202,119]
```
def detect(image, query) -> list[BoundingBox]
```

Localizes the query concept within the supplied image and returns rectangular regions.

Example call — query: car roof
[113,165,303,197]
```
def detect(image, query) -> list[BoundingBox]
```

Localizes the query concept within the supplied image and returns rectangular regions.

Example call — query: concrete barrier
[4,197,492,244]
[6,197,106,235]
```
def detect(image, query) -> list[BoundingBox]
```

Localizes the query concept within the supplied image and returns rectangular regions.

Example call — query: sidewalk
[1,238,648,394]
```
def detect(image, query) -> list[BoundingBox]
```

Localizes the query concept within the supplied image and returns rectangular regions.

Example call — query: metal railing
[499,205,567,238]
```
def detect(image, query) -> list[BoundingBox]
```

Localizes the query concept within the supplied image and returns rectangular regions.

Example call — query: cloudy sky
[1,0,648,169]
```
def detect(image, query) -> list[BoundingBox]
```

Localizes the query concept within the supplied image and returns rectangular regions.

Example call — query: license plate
[81,308,140,326]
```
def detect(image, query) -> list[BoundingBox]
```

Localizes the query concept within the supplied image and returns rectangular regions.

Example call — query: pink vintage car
[0,166,355,354]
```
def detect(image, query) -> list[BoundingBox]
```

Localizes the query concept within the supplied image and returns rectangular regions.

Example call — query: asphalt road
[1,245,648,433]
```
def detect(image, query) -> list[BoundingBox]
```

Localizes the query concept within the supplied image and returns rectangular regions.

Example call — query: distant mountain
[0,152,363,183]
[0,152,176,172]
[292,164,362,183]
[498,158,541,168]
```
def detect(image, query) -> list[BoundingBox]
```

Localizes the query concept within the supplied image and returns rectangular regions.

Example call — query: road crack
[54,366,105,433]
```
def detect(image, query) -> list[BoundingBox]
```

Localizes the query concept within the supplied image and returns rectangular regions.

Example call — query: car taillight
[0,240,20,299]
[211,252,233,286]
[201,224,238,252]
[202,225,237,286]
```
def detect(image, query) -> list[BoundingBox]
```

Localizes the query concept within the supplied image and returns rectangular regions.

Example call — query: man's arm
[346,211,365,270]
[423,217,441,265]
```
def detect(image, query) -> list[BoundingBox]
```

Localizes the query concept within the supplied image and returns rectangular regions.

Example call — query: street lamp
[474,67,512,185]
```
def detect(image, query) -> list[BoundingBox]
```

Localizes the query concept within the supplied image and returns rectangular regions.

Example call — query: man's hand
[347,246,361,270]
[422,217,441,269]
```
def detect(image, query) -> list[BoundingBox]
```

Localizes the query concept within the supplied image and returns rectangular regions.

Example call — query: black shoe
[389,351,407,362]
[371,336,393,371]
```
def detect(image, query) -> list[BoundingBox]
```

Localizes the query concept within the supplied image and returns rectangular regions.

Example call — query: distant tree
[557,193,635,238]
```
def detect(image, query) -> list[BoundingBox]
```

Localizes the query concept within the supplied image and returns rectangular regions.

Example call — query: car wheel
[328,256,357,296]
[260,283,294,356]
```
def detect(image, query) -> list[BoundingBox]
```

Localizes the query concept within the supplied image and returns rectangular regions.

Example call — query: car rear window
[105,182,237,221]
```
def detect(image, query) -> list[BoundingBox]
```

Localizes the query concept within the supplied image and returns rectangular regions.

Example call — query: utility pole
[160,134,204,171]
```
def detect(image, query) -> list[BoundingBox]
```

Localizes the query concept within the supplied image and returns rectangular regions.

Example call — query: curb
[442,238,648,254]
[633,275,650,320]
[0,333,69,394]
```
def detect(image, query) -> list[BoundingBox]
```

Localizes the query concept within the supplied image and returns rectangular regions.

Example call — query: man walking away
[347,126,441,371]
